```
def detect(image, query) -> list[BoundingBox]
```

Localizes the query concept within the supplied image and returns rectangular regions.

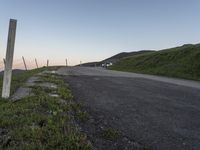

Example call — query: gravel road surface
[57,67,200,150]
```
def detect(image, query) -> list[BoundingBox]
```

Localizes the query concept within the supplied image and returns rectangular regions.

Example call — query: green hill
[81,50,154,67]
[102,50,154,63]
[110,44,200,80]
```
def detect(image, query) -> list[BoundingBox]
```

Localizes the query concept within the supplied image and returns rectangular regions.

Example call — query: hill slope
[110,44,200,80]
[81,50,154,67]
[103,50,154,63]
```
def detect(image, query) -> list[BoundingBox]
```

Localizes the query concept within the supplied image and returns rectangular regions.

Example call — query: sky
[0,0,200,68]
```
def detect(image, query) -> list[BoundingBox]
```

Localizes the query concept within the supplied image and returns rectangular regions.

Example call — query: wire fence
[0,57,67,71]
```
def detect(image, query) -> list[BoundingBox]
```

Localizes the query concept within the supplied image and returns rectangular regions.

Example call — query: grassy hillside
[103,50,154,62]
[110,44,200,80]
[81,50,154,67]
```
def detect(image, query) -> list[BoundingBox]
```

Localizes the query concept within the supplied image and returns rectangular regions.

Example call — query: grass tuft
[100,128,120,140]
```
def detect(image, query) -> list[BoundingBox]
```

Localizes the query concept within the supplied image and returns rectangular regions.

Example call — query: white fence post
[2,19,17,98]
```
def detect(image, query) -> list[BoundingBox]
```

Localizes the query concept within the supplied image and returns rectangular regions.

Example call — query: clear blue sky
[0,0,200,67]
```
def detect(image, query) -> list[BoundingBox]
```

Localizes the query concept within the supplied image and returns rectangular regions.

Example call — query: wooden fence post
[2,19,17,98]
[35,58,38,69]
[22,56,27,70]
[66,59,68,66]
[47,60,49,67]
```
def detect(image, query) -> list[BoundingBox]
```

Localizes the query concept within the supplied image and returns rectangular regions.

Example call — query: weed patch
[100,128,120,140]
[75,111,90,122]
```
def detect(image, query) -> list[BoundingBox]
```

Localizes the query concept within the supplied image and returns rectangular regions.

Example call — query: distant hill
[110,44,200,80]
[80,62,100,67]
[103,50,154,63]
[81,50,154,67]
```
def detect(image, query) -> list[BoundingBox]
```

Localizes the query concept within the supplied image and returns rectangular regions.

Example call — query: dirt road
[57,67,200,150]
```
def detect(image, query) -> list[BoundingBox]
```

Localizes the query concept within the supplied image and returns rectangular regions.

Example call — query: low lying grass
[110,44,200,80]
[75,111,90,122]
[100,128,120,140]
[39,73,73,100]
[0,93,91,149]
[0,69,92,149]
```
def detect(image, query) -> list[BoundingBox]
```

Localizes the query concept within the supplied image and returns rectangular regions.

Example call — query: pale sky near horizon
[0,0,200,69]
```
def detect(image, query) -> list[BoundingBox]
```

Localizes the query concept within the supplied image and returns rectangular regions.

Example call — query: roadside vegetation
[0,68,92,149]
[100,128,120,140]
[110,44,200,80]
[0,67,154,150]
[0,68,45,96]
